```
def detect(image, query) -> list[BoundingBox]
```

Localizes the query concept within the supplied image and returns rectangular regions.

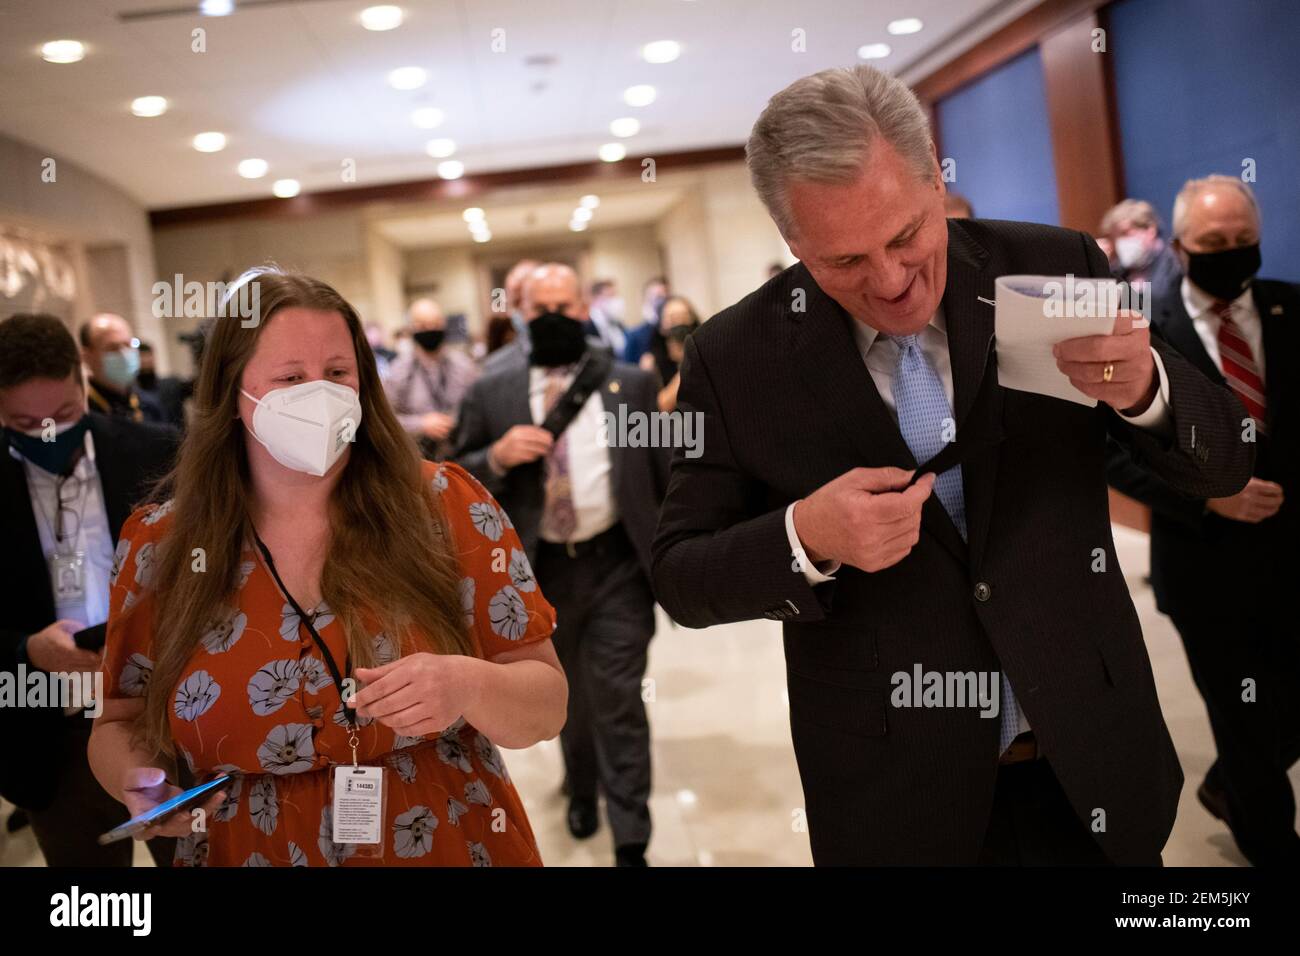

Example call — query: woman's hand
[122,767,226,840]
[352,653,483,737]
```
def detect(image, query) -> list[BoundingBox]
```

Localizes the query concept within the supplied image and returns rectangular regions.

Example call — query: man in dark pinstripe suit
[652,65,1253,865]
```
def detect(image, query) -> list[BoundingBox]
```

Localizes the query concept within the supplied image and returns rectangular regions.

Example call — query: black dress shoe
[615,843,648,867]
[566,797,598,840]
[1197,779,1232,828]
[5,808,29,834]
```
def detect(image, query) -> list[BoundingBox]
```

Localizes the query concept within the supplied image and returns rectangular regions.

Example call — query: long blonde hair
[136,271,472,758]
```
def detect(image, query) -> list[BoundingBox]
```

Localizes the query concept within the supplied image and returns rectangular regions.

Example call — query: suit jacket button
[973,582,992,602]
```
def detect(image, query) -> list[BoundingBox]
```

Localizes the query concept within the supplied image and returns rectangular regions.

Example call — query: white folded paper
[993,274,1125,406]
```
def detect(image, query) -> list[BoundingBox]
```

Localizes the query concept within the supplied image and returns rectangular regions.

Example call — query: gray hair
[745,65,935,238]
[1171,175,1261,239]
[1098,198,1161,237]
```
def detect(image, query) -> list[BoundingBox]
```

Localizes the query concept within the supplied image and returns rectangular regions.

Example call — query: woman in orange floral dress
[89,269,566,866]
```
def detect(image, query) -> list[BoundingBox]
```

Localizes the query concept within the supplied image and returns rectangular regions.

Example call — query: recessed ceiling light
[410,107,444,129]
[41,40,85,64]
[360,5,404,31]
[272,178,300,198]
[598,143,627,162]
[462,207,485,222]
[192,131,227,153]
[887,18,924,36]
[388,66,427,90]
[857,43,892,60]
[469,222,490,237]
[623,84,656,107]
[199,0,234,16]
[569,220,588,232]
[131,96,167,117]
[641,40,681,64]
[572,206,593,222]
[609,117,640,138]
[472,230,492,243]
[437,160,464,179]
[238,158,268,179]
[425,138,456,158]
[579,194,600,209]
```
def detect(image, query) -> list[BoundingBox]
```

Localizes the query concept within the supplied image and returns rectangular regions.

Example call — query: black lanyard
[251,529,356,730]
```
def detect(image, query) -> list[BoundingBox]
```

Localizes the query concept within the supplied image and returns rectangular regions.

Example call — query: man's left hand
[1053,311,1158,415]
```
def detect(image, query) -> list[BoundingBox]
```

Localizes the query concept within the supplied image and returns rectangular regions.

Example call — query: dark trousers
[28,713,175,867]
[536,524,655,850]
[1169,602,1300,865]
[978,758,1131,865]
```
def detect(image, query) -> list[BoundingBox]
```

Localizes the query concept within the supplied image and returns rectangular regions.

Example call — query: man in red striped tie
[1107,175,1299,865]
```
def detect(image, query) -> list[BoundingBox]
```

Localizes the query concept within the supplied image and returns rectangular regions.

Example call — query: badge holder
[49,549,87,612]
[327,726,387,858]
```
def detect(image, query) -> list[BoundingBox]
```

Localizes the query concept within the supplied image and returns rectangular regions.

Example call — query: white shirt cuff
[1117,346,1172,433]
[785,502,840,584]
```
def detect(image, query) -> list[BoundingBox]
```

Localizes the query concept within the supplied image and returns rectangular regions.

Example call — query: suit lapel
[1157,288,1222,385]
[600,370,627,505]
[1252,283,1288,429]
[88,415,131,539]
[941,222,1000,571]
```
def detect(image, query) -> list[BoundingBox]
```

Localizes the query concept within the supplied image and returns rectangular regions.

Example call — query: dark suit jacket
[0,412,178,810]
[1107,277,1297,621]
[652,218,1254,865]
[453,347,670,582]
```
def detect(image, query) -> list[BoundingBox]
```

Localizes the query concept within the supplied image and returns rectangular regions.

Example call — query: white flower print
[200,608,247,654]
[118,653,153,697]
[242,852,271,867]
[393,805,438,858]
[474,733,507,779]
[256,723,316,775]
[279,601,334,642]
[447,797,469,826]
[214,775,243,823]
[133,541,156,587]
[386,751,417,783]
[110,538,131,586]
[249,776,279,834]
[176,830,209,867]
[247,659,303,716]
[393,734,425,750]
[141,499,174,525]
[436,735,473,773]
[458,577,475,629]
[236,560,256,589]
[488,585,528,640]
[178,747,196,774]
[122,590,139,613]
[318,805,357,867]
[332,699,373,728]
[288,842,308,867]
[431,465,449,493]
[508,548,537,592]
[174,670,221,721]
[372,632,398,667]
[468,501,504,541]
[464,779,492,807]
[299,656,331,694]
[467,841,492,867]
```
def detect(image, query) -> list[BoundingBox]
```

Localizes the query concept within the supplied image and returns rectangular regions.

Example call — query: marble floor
[2,524,1293,867]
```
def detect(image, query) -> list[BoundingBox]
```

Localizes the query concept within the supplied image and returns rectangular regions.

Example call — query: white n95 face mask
[241,380,363,477]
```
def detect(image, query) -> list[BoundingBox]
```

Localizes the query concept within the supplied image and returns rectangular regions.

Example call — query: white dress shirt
[1181,279,1265,381]
[528,366,619,543]
[12,428,115,630]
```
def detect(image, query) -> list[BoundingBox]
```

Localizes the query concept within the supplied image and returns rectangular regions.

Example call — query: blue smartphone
[97,773,232,845]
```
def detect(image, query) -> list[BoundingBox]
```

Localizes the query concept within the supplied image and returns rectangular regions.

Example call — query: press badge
[331,765,385,847]
[49,551,87,609]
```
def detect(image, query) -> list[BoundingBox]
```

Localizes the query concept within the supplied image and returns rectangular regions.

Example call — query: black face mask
[136,370,158,391]
[412,328,446,352]
[1186,243,1261,302]
[528,311,588,367]
[665,322,698,344]
[4,414,90,476]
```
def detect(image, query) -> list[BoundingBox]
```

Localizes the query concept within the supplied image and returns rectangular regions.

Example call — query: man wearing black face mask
[1107,175,1300,865]
[454,263,670,866]
[382,297,479,460]
[0,313,177,866]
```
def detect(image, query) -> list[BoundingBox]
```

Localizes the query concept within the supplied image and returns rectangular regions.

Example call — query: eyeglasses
[54,473,83,544]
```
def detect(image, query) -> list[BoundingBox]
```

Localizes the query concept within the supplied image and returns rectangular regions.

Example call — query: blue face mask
[100,347,141,390]
[4,414,90,476]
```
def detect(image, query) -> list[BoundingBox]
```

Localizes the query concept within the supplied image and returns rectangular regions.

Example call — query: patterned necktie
[888,334,1022,754]
[540,367,577,540]
[1211,301,1266,431]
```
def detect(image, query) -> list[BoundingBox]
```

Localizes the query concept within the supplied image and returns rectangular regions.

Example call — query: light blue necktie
[888,334,1022,754]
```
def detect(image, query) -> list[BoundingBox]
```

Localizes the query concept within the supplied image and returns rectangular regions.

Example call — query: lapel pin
[608,380,621,393]
[1270,305,1284,315]
[976,296,995,307]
